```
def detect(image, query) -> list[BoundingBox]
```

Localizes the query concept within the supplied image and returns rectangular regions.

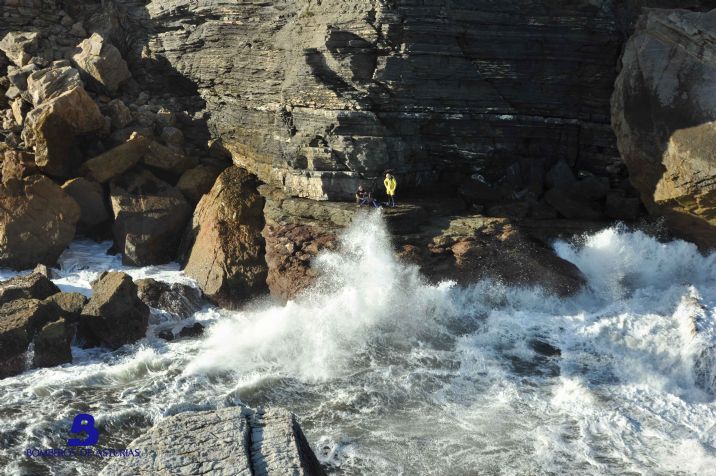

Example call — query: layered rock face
[103,0,712,201]
[613,8,716,248]
[100,406,325,476]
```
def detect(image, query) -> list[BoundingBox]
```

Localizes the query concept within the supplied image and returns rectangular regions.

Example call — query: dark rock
[178,322,204,339]
[0,174,81,269]
[529,339,561,357]
[80,272,149,350]
[184,167,267,308]
[32,318,73,368]
[135,278,204,319]
[0,298,58,378]
[61,177,111,229]
[110,168,192,266]
[605,190,642,221]
[157,329,174,341]
[0,272,60,306]
[544,188,603,220]
[545,160,577,190]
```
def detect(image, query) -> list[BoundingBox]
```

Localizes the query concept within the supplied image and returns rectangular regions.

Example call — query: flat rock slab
[100,407,325,476]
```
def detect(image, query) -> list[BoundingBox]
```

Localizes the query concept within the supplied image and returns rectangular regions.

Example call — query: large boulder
[26,66,82,106]
[0,32,39,67]
[0,298,58,378]
[0,272,60,306]
[183,167,267,308]
[61,177,111,230]
[135,278,204,319]
[176,165,222,204]
[80,272,149,350]
[612,9,716,248]
[72,33,131,94]
[0,175,81,270]
[109,169,192,266]
[22,85,104,177]
[100,407,326,476]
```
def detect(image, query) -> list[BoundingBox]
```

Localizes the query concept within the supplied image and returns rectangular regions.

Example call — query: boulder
[1,149,37,186]
[99,407,326,476]
[61,177,110,229]
[107,99,132,129]
[0,298,58,378]
[178,322,204,338]
[135,278,204,319]
[605,190,642,221]
[7,63,39,90]
[612,9,716,248]
[32,318,73,368]
[0,32,39,67]
[22,85,104,177]
[72,33,131,94]
[81,132,146,183]
[544,188,603,220]
[80,272,149,350]
[26,66,82,106]
[184,167,267,308]
[0,175,81,270]
[43,292,88,322]
[141,138,196,173]
[0,272,60,306]
[110,169,191,266]
[176,165,221,203]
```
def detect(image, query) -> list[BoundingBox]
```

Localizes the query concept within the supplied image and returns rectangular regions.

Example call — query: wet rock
[61,177,111,229]
[43,292,88,323]
[184,167,267,308]
[157,329,174,341]
[176,165,221,204]
[32,318,73,368]
[0,174,81,270]
[529,339,561,357]
[612,8,716,248]
[0,298,58,378]
[72,33,131,94]
[80,272,149,350]
[99,406,325,476]
[26,66,81,106]
[0,272,60,306]
[110,169,191,266]
[178,322,204,339]
[135,278,204,319]
[21,85,104,177]
[0,32,39,67]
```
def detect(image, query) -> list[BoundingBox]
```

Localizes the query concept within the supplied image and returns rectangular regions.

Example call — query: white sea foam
[1,215,715,475]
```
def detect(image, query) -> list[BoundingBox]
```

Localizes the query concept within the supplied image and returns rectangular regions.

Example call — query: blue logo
[67,413,100,447]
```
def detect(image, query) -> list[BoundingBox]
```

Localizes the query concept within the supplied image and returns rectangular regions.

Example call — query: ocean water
[1,212,715,475]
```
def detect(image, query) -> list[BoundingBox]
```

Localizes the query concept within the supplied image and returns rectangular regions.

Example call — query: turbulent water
[1,212,716,475]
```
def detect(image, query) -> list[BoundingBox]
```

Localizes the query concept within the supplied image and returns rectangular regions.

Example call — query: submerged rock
[80,272,149,350]
[183,167,267,308]
[178,322,204,339]
[135,278,204,319]
[99,406,325,476]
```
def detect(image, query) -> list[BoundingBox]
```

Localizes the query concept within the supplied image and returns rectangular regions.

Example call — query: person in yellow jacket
[384,173,397,207]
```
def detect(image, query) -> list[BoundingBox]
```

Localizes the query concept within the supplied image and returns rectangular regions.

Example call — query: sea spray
[1,216,715,475]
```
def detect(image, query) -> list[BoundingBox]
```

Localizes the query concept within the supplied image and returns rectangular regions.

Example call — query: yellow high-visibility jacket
[384,176,397,195]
